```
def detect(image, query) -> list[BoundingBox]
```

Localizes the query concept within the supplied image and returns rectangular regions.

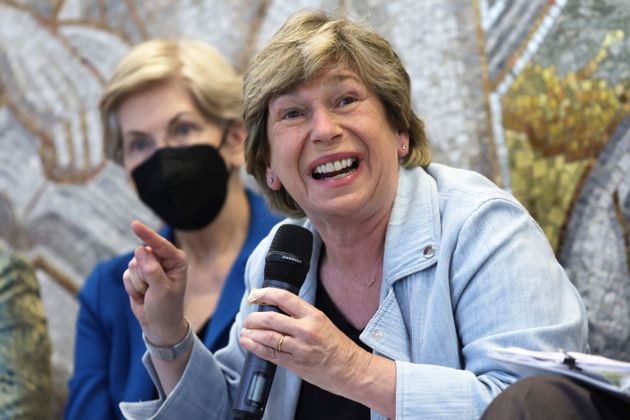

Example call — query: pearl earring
[268,176,274,185]
[402,144,408,151]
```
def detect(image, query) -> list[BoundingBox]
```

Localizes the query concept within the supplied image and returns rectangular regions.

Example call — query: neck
[315,205,390,286]
[316,208,389,329]
[174,174,250,265]
[308,166,399,271]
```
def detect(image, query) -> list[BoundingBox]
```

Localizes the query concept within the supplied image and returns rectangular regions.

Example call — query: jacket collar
[382,166,441,290]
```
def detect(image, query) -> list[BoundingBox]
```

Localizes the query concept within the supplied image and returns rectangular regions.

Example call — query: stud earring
[268,176,274,185]
[402,144,408,151]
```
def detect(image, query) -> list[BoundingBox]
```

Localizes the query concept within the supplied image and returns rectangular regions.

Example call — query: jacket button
[423,245,435,258]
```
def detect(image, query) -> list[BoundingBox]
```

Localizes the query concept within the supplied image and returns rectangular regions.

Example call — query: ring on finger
[277,334,286,353]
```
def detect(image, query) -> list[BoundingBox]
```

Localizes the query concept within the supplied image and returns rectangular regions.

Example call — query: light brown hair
[101,39,242,163]
[243,10,431,217]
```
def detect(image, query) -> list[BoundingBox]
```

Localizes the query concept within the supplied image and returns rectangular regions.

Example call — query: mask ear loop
[217,119,242,173]
[217,119,232,150]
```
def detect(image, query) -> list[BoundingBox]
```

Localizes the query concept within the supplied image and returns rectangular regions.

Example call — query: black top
[294,282,372,419]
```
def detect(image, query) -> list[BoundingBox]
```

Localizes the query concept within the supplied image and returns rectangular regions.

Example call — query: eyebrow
[122,112,198,138]
[166,112,199,128]
[329,73,360,83]
[272,73,362,104]
[122,129,148,140]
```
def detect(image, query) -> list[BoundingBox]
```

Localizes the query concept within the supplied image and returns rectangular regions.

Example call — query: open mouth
[312,157,359,180]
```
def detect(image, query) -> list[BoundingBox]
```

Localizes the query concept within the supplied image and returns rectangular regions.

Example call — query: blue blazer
[65,190,280,420]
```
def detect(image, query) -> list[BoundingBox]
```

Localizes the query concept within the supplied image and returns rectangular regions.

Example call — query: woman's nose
[160,134,176,148]
[309,106,342,144]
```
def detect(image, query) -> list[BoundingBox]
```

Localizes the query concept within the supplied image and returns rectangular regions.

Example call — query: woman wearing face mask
[65,39,280,420]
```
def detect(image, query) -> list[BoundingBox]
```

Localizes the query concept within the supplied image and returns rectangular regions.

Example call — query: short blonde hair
[101,39,243,163]
[244,10,431,218]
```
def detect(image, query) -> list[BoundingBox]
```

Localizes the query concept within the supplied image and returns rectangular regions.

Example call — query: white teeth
[314,158,356,175]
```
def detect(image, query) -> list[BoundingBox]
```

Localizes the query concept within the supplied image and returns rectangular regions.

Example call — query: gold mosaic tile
[506,129,591,250]
[501,30,630,250]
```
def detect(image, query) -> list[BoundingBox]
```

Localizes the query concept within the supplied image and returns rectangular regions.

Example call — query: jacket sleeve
[65,264,118,420]
[119,292,256,420]
[394,197,588,419]
[119,234,273,420]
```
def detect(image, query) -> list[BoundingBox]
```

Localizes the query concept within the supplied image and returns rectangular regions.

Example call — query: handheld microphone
[233,224,313,420]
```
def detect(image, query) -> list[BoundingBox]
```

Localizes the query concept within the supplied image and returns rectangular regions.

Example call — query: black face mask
[131,144,229,231]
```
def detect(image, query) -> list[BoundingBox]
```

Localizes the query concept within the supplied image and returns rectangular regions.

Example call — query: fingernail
[248,288,266,304]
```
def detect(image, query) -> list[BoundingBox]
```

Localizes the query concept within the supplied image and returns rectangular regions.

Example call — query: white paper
[490,347,630,401]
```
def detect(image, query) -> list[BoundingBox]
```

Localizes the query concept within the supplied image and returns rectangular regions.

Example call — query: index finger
[131,220,173,257]
[131,220,186,272]
[248,287,312,318]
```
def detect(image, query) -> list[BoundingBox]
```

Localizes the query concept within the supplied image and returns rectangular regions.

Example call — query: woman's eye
[124,136,155,161]
[282,109,302,120]
[174,123,195,136]
[338,96,356,107]
[128,137,151,152]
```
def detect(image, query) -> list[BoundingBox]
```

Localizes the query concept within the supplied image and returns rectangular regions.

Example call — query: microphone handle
[233,280,300,420]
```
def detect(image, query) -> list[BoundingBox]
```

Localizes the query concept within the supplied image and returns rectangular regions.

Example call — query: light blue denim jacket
[121,164,588,419]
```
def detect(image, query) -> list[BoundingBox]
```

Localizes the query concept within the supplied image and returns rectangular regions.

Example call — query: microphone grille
[264,224,313,288]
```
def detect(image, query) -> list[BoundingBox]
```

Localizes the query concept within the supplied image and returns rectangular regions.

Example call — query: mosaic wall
[0,0,627,417]
[481,0,630,360]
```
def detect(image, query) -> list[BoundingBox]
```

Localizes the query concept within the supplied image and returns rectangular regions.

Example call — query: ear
[265,167,282,191]
[396,131,410,159]
[220,121,246,170]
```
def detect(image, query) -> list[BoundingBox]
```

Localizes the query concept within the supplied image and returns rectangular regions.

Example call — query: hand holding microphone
[234,224,377,419]
[233,224,313,419]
